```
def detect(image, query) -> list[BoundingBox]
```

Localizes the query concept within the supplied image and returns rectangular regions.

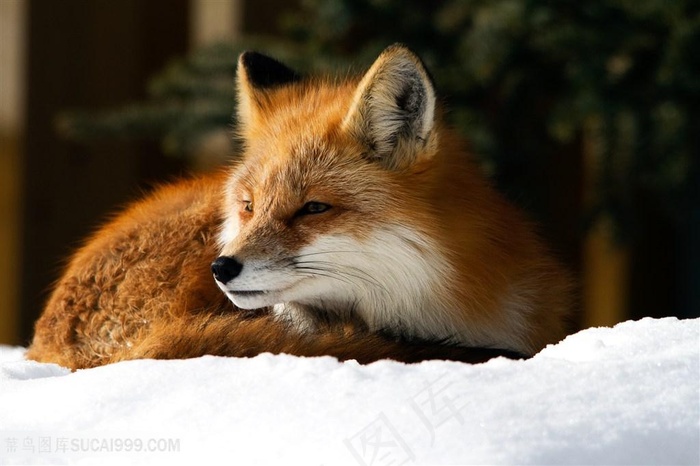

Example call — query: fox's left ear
[236,52,301,129]
[343,44,437,170]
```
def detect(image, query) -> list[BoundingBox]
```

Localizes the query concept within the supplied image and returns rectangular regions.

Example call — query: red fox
[27,45,573,370]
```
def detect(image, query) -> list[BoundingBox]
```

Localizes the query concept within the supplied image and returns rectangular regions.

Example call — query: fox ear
[236,52,301,128]
[343,45,437,170]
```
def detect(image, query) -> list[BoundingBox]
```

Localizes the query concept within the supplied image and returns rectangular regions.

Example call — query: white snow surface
[0,317,698,465]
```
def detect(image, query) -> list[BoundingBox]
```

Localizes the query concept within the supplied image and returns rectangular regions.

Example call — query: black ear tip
[238,51,268,68]
[238,51,301,89]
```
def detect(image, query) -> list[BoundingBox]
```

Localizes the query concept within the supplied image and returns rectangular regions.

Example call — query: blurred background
[1,0,698,346]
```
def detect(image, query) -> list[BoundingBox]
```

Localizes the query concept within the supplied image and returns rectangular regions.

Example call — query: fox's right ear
[236,52,301,129]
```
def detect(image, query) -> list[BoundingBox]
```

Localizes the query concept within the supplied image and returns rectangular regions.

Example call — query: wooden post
[583,217,629,328]
[0,0,25,345]
[190,0,242,46]
[581,117,629,328]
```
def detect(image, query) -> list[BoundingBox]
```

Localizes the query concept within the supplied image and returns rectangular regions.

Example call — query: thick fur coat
[27,46,573,370]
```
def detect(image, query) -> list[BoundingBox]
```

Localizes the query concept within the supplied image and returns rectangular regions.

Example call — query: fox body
[28,46,572,370]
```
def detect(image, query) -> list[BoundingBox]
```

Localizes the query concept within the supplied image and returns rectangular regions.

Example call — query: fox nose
[211,256,243,283]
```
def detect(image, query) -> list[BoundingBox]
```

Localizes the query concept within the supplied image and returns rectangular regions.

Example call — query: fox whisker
[295,266,356,288]
[290,250,396,262]
[293,260,387,292]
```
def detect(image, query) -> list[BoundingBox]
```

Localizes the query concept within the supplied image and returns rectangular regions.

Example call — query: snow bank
[0,317,698,465]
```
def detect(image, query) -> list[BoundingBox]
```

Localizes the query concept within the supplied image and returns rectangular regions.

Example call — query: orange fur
[27,46,573,370]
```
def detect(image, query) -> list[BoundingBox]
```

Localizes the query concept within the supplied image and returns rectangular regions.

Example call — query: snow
[0,317,698,465]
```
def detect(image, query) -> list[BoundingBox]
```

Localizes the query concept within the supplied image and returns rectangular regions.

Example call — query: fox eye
[242,201,253,213]
[297,201,331,216]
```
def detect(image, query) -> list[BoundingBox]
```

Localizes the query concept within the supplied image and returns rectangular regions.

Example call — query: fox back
[212,45,573,355]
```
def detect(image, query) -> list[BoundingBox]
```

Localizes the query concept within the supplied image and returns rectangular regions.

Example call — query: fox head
[211,44,465,339]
